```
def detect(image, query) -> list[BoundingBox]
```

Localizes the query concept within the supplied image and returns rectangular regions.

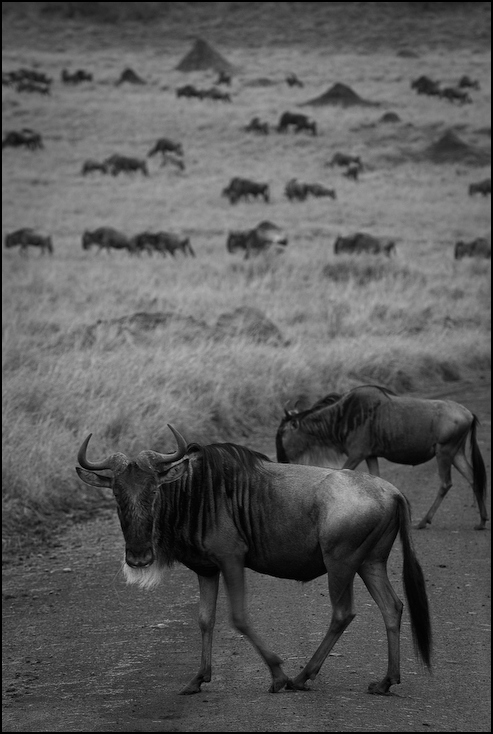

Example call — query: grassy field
[2,2,491,552]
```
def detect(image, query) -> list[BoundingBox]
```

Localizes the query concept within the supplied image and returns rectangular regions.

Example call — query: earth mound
[212,306,286,346]
[300,82,379,107]
[176,38,236,74]
[425,129,491,164]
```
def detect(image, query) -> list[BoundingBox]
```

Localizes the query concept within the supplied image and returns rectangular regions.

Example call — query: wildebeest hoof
[367,681,394,695]
[285,678,311,691]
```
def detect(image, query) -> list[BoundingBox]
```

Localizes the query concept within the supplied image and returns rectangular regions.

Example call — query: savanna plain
[2,3,491,732]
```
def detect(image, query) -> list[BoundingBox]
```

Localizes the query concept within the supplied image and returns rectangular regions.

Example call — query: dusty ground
[2,379,490,733]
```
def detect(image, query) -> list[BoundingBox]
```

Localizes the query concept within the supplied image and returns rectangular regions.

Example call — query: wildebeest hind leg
[452,446,488,530]
[416,451,452,528]
[179,572,220,694]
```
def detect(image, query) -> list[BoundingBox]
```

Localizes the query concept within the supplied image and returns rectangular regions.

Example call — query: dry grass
[2,3,491,551]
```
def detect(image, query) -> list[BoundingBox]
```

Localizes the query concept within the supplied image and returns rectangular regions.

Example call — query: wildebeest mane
[157,442,272,566]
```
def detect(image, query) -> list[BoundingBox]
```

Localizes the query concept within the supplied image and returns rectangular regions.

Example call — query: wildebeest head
[76,425,189,577]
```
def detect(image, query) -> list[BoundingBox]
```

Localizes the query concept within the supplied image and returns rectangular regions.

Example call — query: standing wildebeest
[328,152,362,169]
[104,154,149,177]
[76,425,431,695]
[82,227,135,254]
[154,232,195,257]
[276,385,488,530]
[284,178,308,201]
[176,84,205,100]
[202,87,232,102]
[244,117,269,134]
[304,183,337,199]
[286,73,304,88]
[411,75,441,96]
[147,137,183,158]
[226,221,288,259]
[277,111,317,135]
[344,163,361,181]
[81,159,108,175]
[440,86,472,104]
[61,68,93,84]
[334,232,396,257]
[2,128,43,151]
[216,71,232,86]
[222,177,270,204]
[468,178,491,197]
[5,228,53,255]
[454,238,491,260]
[458,75,480,90]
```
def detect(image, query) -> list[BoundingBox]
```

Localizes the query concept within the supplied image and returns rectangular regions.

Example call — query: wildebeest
[286,73,304,88]
[76,426,432,695]
[440,86,472,104]
[15,80,51,95]
[2,128,43,151]
[81,159,108,175]
[216,71,232,86]
[334,232,396,257]
[61,68,93,84]
[328,152,363,168]
[304,183,337,199]
[147,137,183,158]
[82,227,135,254]
[154,232,195,257]
[226,221,288,259]
[458,75,480,90]
[468,178,491,197]
[5,228,53,255]
[284,178,308,201]
[176,84,205,100]
[202,87,232,102]
[411,75,441,96]
[244,117,269,134]
[104,154,149,177]
[277,111,317,135]
[276,385,488,530]
[454,237,491,260]
[222,177,270,204]
[343,163,361,181]
[160,153,185,172]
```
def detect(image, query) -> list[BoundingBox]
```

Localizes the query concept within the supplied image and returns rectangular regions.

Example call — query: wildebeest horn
[77,433,130,472]
[283,399,300,417]
[137,424,189,470]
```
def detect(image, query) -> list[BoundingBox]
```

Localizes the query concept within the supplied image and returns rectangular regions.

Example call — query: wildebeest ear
[75,466,112,488]
[158,463,186,484]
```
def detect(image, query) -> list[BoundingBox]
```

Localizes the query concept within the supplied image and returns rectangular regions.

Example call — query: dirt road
[2,381,490,733]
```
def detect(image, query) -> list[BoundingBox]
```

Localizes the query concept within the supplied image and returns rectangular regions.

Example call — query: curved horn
[77,434,129,472]
[136,424,188,470]
[283,398,301,418]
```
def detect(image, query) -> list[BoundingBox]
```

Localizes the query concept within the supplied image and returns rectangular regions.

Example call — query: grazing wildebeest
[458,75,480,90]
[304,183,337,199]
[160,153,185,171]
[334,232,396,257]
[454,237,491,260]
[61,68,93,84]
[277,111,317,135]
[76,426,432,695]
[222,177,270,204]
[81,159,108,175]
[329,152,362,168]
[15,80,50,94]
[147,137,183,158]
[440,86,472,104]
[2,129,43,151]
[104,154,149,177]
[286,73,304,88]
[411,75,441,96]
[154,232,196,257]
[82,227,135,254]
[5,228,53,255]
[244,117,269,134]
[176,84,205,99]
[284,178,308,201]
[226,221,288,259]
[202,87,232,102]
[216,71,232,86]
[344,163,361,181]
[276,385,488,530]
[468,178,491,197]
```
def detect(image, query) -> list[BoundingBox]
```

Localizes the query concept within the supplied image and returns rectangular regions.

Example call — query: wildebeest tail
[397,494,432,669]
[470,415,487,510]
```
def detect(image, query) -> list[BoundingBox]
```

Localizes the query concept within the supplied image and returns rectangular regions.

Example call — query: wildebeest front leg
[221,560,290,693]
[179,572,220,695]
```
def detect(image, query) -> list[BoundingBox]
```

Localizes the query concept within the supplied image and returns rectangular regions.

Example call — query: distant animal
[329,153,362,168]
[454,238,491,260]
[115,67,146,86]
[343,163,361,181]
[216,71,232,86]
[304,183,337,199]
[458,75,480,90]
[227,220,288,259]
[153,232,196,257]
[76,426,432,695]
[82,227,135,254]
[286,73,304,88]
[81,159,108,175]
[147,137,183,158]
[284,178,308,201]
[129,232,157,256]
[440,87,472,104]
[160,153,186,171]
[2,129,43,151]
[222,177,270,204]
[15,80,50,94]
[411,75,441,96]
[176,84,204,99]
[334,232,396,257]
[104,154,149,177]
[4,228,53,255]
[3,68,51,87]
[61,68,93,84]
[277,111,317,135]
[276,384,488,530]
[244,117,269,134]
[202,87,231,102]
[468,179,491,197]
